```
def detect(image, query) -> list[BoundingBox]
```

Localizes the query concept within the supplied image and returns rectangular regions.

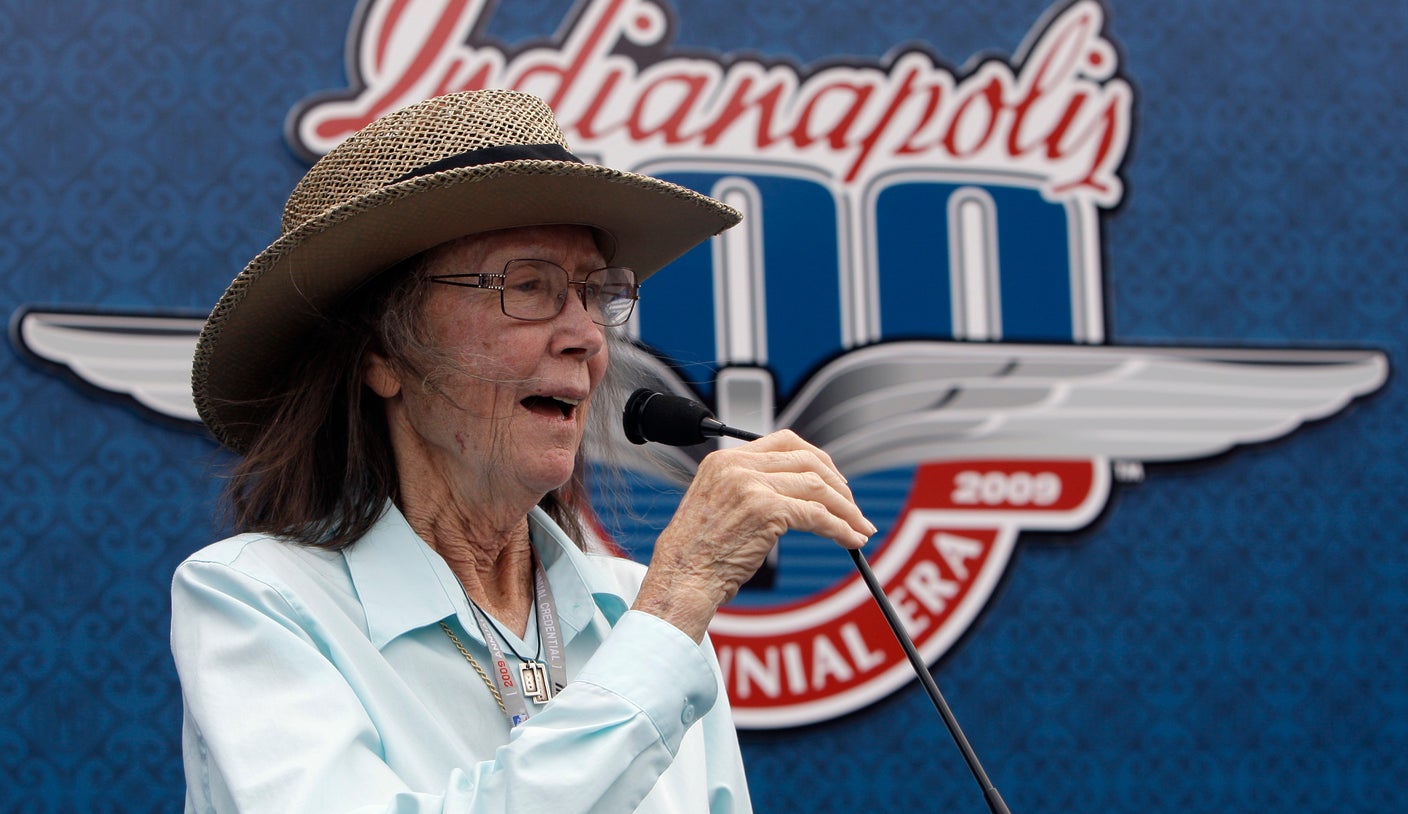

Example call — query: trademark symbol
[1113,460,1145,483]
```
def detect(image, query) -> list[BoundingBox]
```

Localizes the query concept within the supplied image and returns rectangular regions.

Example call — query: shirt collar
[344,501,608,650]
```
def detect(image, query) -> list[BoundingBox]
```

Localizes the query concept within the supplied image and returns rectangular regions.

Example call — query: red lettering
[572,68,626,140]
[312,0,478,140]
[1048,92,1126,196]
[628,73,711,143]
[1005,5,1093,158]
[432,57,492,96]
[942,75,1007,158]
[293,0,1131,205]
[895,81,947,156]
[698,75,789,149]
[508,0,627,109]
[790,78,875,149]
[844,61,929,181]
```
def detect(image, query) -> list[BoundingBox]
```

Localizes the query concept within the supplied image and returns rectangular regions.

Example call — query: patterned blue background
[1,0,1404,811]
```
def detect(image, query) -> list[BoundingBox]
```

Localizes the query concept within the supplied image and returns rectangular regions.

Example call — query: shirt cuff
[571,610,720,754]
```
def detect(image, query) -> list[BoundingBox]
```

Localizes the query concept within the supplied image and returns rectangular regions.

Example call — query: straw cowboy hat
[192,88,741,453]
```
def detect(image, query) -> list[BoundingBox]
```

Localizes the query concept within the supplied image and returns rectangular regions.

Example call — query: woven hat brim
[193,160,740,452]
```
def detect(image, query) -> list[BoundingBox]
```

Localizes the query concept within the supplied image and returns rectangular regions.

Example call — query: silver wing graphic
[13,309,1389,477]
[600,340,1389,480]
[13,309,205,422]
[778,341,1389,477]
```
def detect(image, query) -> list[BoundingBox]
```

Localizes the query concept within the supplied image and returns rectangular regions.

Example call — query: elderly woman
[171,89,874,813]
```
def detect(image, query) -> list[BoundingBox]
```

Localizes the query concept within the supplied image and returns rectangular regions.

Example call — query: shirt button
[681,704,697,725]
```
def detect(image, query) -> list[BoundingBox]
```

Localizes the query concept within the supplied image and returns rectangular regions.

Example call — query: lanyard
[463,557,567,728]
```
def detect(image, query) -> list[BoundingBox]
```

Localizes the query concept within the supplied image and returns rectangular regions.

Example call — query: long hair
[221,252,594,549]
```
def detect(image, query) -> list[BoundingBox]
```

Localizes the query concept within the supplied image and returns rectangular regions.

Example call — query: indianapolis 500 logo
[14,0,1387,728]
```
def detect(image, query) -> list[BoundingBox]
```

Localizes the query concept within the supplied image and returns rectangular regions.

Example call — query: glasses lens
[497,261,637,326]
[586,267,638,326]
[502,260,568,320]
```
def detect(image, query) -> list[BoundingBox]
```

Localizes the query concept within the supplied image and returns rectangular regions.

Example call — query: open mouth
[521,395,580,419]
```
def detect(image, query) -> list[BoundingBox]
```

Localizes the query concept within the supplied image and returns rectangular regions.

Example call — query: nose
[552,283,606,356]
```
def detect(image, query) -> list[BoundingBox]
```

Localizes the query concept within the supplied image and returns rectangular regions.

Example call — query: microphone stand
[715,421,1013,814]
[625,391,1013,813]
[847,548,1012,814]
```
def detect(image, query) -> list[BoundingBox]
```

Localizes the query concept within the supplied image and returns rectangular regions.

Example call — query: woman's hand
[632,430,876,641]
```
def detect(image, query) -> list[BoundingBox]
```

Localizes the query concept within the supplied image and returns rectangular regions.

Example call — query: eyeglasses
[429,259,639,327]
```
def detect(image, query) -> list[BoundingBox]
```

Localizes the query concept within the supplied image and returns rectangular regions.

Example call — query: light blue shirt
[170,504,752,813]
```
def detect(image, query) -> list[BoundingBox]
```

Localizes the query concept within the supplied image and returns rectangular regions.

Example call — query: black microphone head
[622,388,717,446]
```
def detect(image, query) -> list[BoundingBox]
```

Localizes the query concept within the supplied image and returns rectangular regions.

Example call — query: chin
[522,454,581,497]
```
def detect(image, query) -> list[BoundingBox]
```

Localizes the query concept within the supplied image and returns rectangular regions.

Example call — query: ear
[363,351,403,398]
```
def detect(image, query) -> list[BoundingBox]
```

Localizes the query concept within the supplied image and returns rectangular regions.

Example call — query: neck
[403,501,539,637]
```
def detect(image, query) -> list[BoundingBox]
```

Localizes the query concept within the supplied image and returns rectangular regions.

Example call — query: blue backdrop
[1,0,1404,811]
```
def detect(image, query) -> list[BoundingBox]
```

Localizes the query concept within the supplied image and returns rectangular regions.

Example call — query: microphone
[622,388,761,445]
[622,389,1013,814]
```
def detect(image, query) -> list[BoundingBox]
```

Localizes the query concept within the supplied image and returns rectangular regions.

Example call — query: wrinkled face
[365,224,611,509]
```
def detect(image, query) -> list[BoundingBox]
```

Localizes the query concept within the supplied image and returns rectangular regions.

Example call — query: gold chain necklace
[439,621,506,714]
